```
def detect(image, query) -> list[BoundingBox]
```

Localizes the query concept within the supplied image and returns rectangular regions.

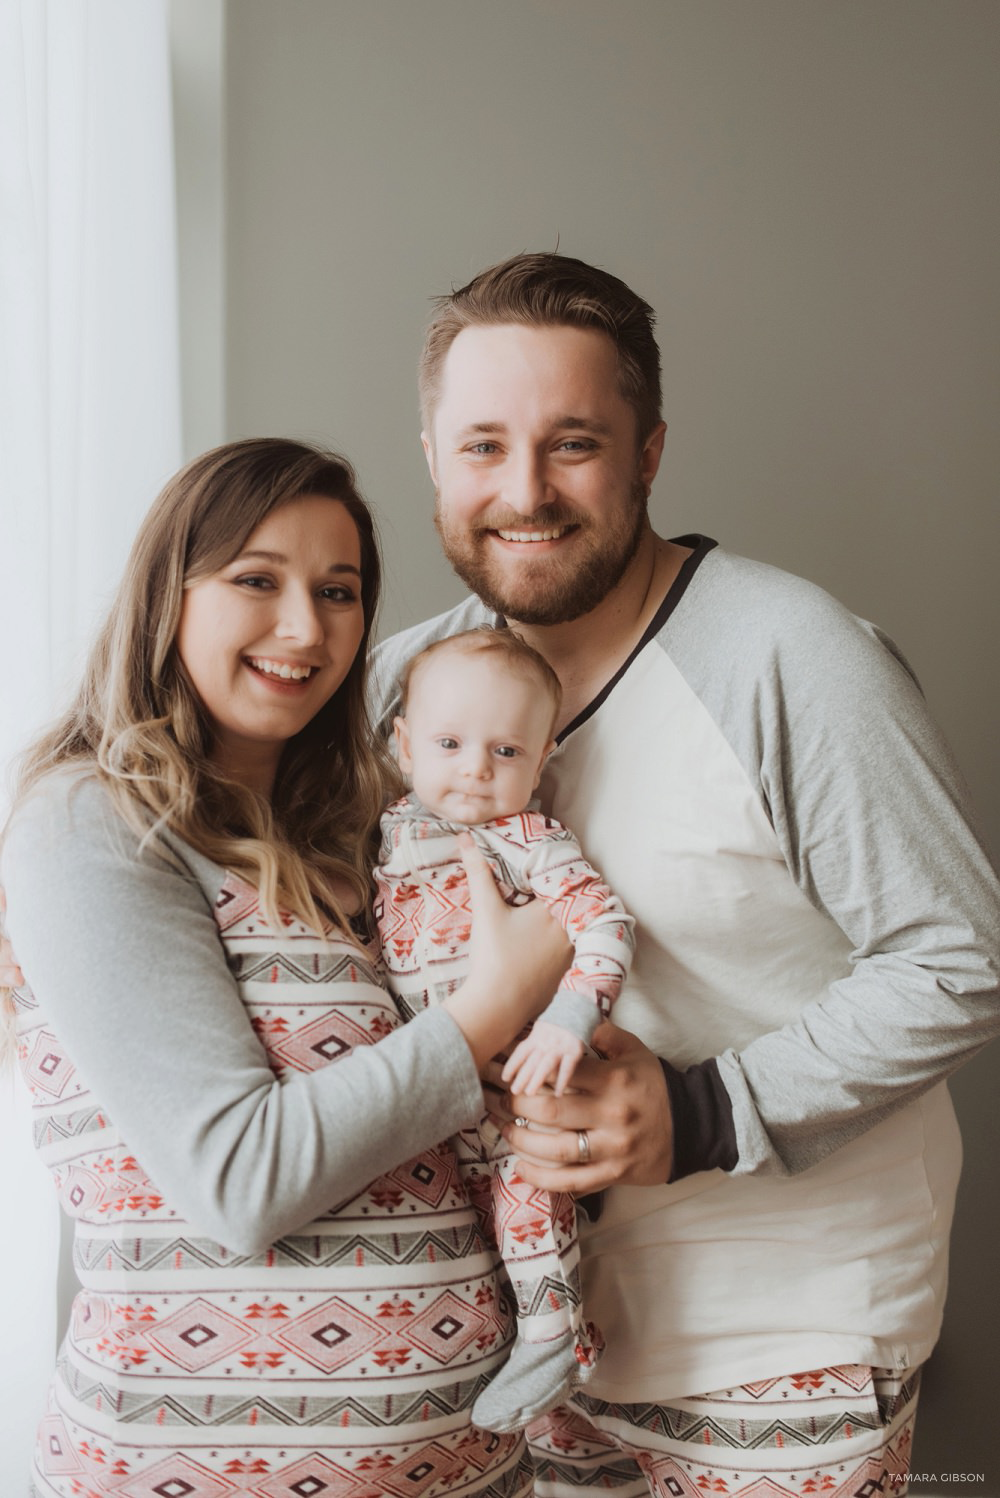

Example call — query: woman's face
[176,494,365,792]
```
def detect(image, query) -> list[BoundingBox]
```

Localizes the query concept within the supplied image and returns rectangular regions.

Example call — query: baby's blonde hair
[399,627,562,732]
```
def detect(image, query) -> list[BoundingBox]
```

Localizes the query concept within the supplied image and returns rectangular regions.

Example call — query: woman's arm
[3,779,568,1254]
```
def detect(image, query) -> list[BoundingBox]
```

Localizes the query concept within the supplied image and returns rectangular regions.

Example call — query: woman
[1,438,569,1498]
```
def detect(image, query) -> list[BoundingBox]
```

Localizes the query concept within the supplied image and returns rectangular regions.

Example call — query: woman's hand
[487,1019,675,1193]
[0,890,25,989]
[442,835,571,1070]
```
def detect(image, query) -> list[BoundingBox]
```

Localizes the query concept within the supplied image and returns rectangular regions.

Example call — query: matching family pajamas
[3,775,537,1498]
[375,793,634,1425]
[373,536,1000,1495]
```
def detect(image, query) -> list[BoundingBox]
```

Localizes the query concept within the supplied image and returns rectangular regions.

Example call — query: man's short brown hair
[419,252,662,444]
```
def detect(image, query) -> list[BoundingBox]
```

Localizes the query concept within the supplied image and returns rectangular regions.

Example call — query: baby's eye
[436,737,459,750]
[494,745,521,759]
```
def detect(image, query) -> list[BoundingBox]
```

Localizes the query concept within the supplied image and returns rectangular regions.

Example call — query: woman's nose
[276,589,324,645]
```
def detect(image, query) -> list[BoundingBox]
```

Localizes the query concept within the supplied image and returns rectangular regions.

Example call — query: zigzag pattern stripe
[74,1223,484,1273]
[21,870,525,1495]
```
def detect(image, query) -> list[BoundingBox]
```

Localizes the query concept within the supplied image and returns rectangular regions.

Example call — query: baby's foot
[471,1323,602,1434]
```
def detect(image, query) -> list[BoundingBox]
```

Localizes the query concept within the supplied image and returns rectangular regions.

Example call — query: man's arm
[498,583,1000,1189]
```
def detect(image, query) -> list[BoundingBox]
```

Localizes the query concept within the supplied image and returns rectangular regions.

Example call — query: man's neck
[511,529,692,733]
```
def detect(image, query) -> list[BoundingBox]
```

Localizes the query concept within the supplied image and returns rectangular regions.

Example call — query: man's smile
[494,526,574,544]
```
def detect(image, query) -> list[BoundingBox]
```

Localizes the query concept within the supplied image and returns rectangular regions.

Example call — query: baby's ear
[393,716,413,774]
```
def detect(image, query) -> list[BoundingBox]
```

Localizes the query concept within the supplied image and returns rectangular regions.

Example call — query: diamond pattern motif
[147,1298,254,1371]
[404,1291,489,1363]
[19,870,516,1496]
[275,1298,386,1372]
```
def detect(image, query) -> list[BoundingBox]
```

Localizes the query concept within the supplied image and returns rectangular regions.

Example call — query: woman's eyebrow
[235,549,361,577]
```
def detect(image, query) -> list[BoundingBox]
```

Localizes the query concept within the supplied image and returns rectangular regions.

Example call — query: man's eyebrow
[551,415,613,435]
[456,416,613,437]
[234,549,361,577]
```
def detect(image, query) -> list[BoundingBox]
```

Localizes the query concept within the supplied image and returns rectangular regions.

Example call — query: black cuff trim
[660,1056,739,1181]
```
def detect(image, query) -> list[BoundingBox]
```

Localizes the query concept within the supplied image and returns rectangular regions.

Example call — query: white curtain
[0,1,182,1486]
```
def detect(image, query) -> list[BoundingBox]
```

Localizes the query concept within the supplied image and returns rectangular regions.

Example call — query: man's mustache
[467,507,584,533]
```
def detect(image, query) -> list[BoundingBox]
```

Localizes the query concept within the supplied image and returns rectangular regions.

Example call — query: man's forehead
[434,323,626,418]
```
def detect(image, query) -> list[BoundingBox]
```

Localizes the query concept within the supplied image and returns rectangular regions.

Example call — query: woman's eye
[319,585,358,603]
[234,574,273,590]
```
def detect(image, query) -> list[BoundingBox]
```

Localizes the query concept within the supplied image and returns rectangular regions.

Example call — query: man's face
[423,324,665,626]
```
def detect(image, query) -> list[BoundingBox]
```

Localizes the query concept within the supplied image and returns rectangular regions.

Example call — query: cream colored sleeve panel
[2,776,485,1254]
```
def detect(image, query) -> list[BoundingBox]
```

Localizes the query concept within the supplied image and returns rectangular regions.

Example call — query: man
[371,252,1000,1496]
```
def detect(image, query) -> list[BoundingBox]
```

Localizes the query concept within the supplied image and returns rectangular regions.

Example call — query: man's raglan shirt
[371,537,1000,1400]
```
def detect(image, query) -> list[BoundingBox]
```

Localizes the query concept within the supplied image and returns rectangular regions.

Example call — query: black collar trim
[553,534,717,743]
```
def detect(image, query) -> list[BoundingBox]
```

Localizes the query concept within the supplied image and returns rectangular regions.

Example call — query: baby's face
[395,650,557,824]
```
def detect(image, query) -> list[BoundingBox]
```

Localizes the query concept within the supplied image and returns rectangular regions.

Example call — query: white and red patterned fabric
[375,796,633,1360]
[527,1364,921,1497]
[15,874,533,1498]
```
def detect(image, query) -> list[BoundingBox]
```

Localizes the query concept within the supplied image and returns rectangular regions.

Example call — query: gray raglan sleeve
[696,576,1000,1176]
[1,778,485,1254]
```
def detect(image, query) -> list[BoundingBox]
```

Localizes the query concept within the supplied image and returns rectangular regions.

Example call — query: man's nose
[501,450,553,517]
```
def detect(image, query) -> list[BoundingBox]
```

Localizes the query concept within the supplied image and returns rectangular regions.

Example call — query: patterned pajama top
[375,793,635,1036]
[2,773,534,1498]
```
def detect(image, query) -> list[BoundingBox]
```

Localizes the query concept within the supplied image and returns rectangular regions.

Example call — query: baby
[374,626,635,1432]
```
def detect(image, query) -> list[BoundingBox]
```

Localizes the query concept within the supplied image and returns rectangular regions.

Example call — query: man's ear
[639,420,667,495]
[394,716,413,775]
[533,739,558,789]
[421,432,438,487]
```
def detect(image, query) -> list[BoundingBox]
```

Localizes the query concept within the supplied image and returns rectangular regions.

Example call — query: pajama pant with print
[528,1363,921,1497]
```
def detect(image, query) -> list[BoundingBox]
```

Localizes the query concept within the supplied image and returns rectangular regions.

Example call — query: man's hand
[488,1019,674,1194]
[0,889,25,989]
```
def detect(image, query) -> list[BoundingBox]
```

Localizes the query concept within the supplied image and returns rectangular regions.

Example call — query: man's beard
[434,484,649,627]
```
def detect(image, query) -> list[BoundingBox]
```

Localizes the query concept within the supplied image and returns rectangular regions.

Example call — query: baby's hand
[501,1019,586,1097]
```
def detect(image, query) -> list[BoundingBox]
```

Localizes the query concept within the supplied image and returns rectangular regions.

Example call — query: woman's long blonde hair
[5,437,402,941]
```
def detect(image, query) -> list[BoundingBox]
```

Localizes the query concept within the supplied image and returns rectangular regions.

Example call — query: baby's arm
[490,815,636,1095]
[502,1018,586,1096]
[511,812,635,1014]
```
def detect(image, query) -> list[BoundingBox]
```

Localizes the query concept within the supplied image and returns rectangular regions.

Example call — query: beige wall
[215,2,1000,1485]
